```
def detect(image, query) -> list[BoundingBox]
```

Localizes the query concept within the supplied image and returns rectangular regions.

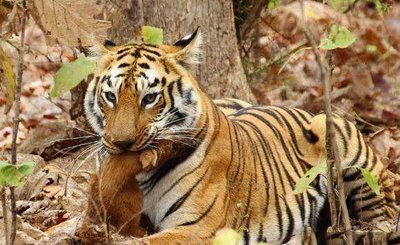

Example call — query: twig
[343,0,360,14]
[239,0,268,44]
[1,187,10,245]
[9,0,28,244]
[299,1,353,244]
[324,52,339,230]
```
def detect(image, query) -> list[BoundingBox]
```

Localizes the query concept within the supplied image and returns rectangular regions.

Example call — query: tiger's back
[222,105,397,243]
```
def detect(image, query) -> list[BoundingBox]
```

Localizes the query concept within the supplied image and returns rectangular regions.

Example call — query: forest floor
[0,1,400,244]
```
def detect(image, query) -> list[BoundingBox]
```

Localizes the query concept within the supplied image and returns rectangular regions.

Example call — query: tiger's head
[84,30,205,154]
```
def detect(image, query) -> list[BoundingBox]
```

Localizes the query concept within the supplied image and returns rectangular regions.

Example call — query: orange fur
[81,139,179,239]
[84,152,147,237]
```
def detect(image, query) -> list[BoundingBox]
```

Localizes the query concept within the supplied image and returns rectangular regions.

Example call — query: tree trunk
[104,0,256,103]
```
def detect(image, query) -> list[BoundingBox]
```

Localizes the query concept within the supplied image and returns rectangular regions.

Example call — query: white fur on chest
[137,137,210,229]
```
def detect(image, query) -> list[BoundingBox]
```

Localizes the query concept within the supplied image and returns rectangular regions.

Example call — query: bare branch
[1,187,10,245]
[9,0,28,244]
[299,0,353,244]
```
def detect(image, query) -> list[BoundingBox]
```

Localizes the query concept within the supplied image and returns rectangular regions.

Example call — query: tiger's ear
[85,43,110,59]
[85,42,113,72]
[164,28,202,66]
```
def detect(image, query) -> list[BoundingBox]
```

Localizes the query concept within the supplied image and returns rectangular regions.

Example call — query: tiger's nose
[113,141,134,151]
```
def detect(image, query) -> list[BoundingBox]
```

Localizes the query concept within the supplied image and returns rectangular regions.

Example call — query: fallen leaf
[29,0,111,46]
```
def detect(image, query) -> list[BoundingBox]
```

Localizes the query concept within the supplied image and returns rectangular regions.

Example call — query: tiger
[84,29,398,244]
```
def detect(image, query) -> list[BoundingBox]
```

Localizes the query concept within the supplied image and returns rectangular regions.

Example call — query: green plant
[0,161,35,187]
[319,25,356,50]
[294,164,380,195]
[141,26,163,45]
[49,57,96,98]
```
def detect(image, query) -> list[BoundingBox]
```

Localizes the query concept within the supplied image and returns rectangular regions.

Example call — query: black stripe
[334,123,348,157]
[140,146,196,194]
[163,62,170,74]
[303,128,319,144]
[277,107,317,144]
[290,107,311,124]
[282,199,295,243]
[297,191,305,227]
[118,63,130,68]
[177,78,184,97]
[293,108,313,121]
[117,47,131,54]
[114,73,126,78]
[231,122,242,182]
[257,223,265,242]
[162,168,210,223]
[362,211,384,222]
[167,81,176,108]
[344,120,352,138]
[235,119,281,234]
[352,190,377,202]
[141,47,161,56]
[268,108,304,156]
[131,50,141,58]
[161,77,167,87]
[149,78,160,88]
[356,198,383,212]
[235,123,249,184]
[143,43,157,48]
[139,71,148,80]
[184,88,193,105]
[343,133,363,181]
[241,112,302,182]
[214,102,243,111]
[307,192,316,227]
[106,76,112,87]
[243,216,250,245]
[179,193,218,227]
[144,54,156,61]
[138,63,150,69]
[117,52,130,61]
[243,177,253,228]
[160,165,201,198]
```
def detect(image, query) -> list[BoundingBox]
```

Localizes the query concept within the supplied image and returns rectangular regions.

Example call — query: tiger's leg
[138,228,211,245]
[309,115,398,230]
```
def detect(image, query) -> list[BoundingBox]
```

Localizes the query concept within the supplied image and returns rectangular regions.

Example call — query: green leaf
[0,161,36,187]
[294,163,326,194]
[212,228,240,245]
[50,57,96,98]
[17,161,35,175]
[0,164,21,187]
[319,25,356,50]
[0,161,9,186]
[0,46,16,106]
[360,168,380,195]
[267,0,282,10]
[373,0,384,17]
[142,26,163,45]
[366,45,377,53]
[329,0,357,12]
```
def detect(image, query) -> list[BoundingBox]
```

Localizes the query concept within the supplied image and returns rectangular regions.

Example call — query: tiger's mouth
[131,127,158,151]
[101,127,158,154]
[101,136,124,154]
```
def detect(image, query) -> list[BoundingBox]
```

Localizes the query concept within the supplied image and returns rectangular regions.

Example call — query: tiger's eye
[105,92,116,102]
[142,93,157,105]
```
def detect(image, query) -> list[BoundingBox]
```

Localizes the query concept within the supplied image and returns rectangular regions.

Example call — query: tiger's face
[84,30,204,154]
